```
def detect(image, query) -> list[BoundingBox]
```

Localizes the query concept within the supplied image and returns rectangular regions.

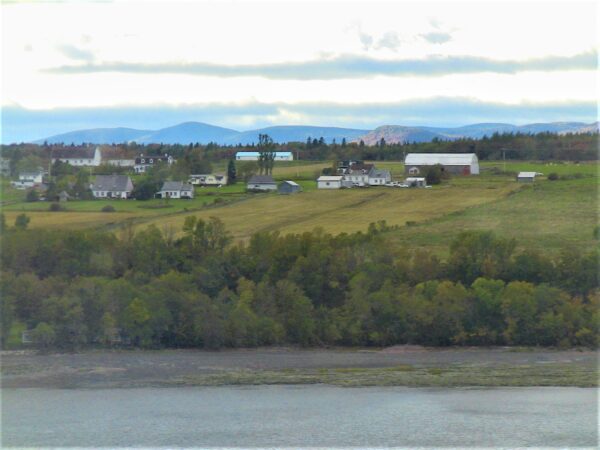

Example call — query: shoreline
[1,346,597,389]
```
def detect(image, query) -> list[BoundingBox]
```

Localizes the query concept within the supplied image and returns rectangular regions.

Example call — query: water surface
[2,386,597,447]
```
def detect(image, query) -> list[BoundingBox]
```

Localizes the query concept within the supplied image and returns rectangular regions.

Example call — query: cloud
[358,31,374,51]
[3,98,596,143]
[57,44,95,62]
[375,31,402,51]
[421,31,452,44]
[45,51,597,80]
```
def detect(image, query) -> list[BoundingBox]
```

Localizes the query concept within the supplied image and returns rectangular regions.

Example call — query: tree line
[1,220,597,349]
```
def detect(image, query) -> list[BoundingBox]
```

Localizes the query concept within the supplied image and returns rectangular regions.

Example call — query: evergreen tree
[227,159,237,185]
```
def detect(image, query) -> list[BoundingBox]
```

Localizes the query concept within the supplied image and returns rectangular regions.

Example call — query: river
[2,386,597,448]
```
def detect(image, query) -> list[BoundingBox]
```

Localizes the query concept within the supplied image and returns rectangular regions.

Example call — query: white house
[90,175,134,199]
[11,170,45,189]
[235,151,294,161]
[317,175,344,189]
[156,181,194,199]
[107,159,136,168]
[189,174,228,186]
[405,153,479,175]
[368,168,392,186]
[247,175,277,191]
[134,154,175,173]
[342,163,373,186]
[52,146,102,167]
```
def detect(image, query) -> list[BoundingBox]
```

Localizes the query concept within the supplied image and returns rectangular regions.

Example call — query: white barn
[405,153,479,176]
[235,152,294,161]
[52,146,102,167]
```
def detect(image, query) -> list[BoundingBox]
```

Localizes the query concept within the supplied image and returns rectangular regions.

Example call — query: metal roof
[91,175,132,192]
[248,175,276,184]
[318,176,343,181]
[518,172,537,177]
[370,168,391,178]
[236,152,293,157]
[405,153,478,166]
[281,180,300,186]
[160,181,193,191]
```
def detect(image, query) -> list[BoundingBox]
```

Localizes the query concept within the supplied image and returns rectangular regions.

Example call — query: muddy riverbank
[1,346,596,388]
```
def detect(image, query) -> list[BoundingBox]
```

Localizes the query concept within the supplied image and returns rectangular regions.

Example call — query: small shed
[405,177,427,188]
[317,175,343,189]
[278,180,302,194]
[517,172,537,183]
[247,175,277,191]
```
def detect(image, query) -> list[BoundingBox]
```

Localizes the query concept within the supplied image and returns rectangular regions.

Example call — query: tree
[31,322,56,348]
[424,164,444,185]
[14,213,30,230]
[227,159,237,185]
[26,190,40,202]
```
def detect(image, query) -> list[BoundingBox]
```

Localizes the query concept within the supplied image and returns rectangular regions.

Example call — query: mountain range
[35,121,598,146]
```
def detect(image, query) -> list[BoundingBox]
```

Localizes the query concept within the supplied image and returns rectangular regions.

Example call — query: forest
[1,218,597,350]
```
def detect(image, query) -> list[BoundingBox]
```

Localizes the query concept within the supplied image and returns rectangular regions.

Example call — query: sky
[1,0,598,142]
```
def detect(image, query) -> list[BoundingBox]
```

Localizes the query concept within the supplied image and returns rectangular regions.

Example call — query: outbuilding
[317,175,344,189]
[278,180,302,194]
[517,172,537,183]
[405,177,427,188]
[405,153,479,176]
[247,175,277,191]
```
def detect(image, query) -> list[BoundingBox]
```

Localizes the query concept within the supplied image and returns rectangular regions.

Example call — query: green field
[2,161,598,254]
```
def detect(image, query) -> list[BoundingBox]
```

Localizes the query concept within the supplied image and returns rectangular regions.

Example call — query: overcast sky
[1,0,597,142]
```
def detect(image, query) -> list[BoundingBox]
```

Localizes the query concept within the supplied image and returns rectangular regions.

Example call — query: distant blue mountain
[38,127,151,145]
[35,121,598,146]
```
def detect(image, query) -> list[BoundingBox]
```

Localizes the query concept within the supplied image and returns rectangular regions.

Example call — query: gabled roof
[405,153,478,166]
[53,147,99,159]
[91,175,133,192]
[237,152,292,157]
[518,172,537,177]
[369,168,391,178]
[248,175,276,184]
[348,163,374,173]
[281,180,300,186]
[160,181,193,192]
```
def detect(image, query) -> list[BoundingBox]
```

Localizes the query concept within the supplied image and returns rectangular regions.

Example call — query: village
[5,145,542,204]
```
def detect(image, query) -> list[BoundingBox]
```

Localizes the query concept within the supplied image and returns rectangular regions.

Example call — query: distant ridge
[34,121,598,146]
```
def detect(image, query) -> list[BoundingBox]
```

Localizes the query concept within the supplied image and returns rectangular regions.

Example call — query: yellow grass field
[2,211,141,230]
[135,182,519,240]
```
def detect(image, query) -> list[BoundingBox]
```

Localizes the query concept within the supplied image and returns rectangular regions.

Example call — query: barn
[404,153,479,176]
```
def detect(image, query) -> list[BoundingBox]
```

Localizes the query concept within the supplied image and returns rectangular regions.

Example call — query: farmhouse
[90,175,134,199]
[278,180,302,194]
[189,174,228,186]
[404,153,479,175]
[342,163,373,186]
[247,175,277,191]
[317,175,344,189]
[156,181,194,199]
[52,146,102,167]
[12,170,45,189]
[236,151,294,161]
[369,168,392,186]
[517,172,537,183]
[134,154,175,173]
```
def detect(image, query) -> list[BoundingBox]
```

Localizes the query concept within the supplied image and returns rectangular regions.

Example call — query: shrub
[14,213,30,230]
[25,190,40,202]
[547,172,559,181]
[101,205,116,213]
[49,202,64,212]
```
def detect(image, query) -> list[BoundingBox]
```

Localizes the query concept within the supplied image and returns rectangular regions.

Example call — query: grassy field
[1,161,597,254]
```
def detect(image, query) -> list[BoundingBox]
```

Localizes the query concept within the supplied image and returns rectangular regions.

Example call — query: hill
[35,121,597,146]
[356,122,598,144]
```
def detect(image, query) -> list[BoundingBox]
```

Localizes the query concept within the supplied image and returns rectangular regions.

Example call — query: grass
[174,363,596,388]
[1,161,597,255]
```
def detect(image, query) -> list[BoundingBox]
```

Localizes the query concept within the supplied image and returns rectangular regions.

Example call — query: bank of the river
[1,346,596,388]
